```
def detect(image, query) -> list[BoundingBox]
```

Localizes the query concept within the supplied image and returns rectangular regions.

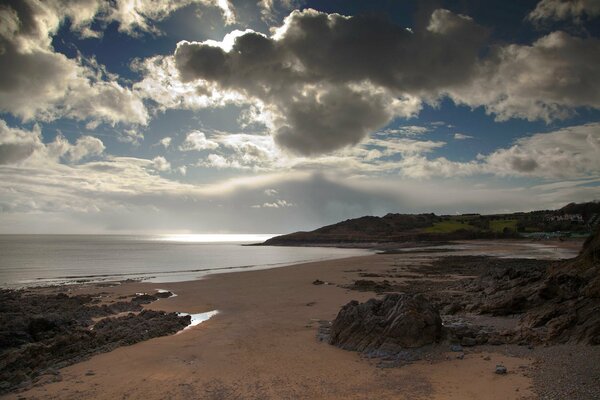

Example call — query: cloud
[257,0,301,23]
[132,55,246,112]
[0,119,105,165]
[380,126,431,136]
[171,8,600,155]
[453,133,473,140]
[66,136,105,162]
[0,119,597,233]
[390,123,600,179]
[0,1,148,126]
[447,31,600,122]
[103,0,236,36]
[483,123,600,178]
[173,8,486,155]
[180,131,219,151]
[528,0,600,25]
[152,156,171,172]
[159,137,173,148]
[251,199,295,208]
[1,159,597,233]
[118,128,144,145]
[0,121,43,165]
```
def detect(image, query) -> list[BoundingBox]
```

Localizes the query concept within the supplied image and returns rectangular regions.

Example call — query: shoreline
[2,238,596,399]
[2,238,576,290]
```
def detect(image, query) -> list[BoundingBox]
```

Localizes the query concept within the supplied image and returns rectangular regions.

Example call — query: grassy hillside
[263,201,599,246]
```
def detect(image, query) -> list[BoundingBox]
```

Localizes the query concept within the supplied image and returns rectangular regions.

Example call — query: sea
[0,234,371,288]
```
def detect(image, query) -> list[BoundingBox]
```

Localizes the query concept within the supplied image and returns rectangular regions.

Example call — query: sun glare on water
[156,234,279,243]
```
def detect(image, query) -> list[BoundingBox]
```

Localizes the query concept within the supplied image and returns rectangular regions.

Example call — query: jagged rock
[517,228,600,344]
[329,294,442,355]
[343,279,402,293]
[312,279,324,285]
[0,290,190,394]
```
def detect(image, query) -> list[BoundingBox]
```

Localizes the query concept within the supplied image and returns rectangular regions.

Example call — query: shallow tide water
[0,234,371,288]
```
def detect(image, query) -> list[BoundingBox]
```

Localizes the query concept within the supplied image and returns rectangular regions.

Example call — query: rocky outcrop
[0,290,190,394]
[470,228,600,344]
[517,228,600,344]
[329,294,442,355]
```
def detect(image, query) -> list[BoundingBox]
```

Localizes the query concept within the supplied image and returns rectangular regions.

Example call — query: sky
[0,0,599,234]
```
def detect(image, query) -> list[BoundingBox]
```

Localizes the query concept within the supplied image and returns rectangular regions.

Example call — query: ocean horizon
[0,234,370,288]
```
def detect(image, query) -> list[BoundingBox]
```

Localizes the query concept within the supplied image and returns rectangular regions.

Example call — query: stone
[329,294,442,354]
[495,365,508,374]
[312,279,324,285]
[450,344,463,352]
[461,337,477,347]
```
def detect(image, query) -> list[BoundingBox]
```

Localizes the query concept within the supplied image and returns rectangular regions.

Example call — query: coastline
[1,239,595,399]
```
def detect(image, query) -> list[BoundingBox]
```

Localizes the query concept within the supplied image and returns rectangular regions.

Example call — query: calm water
[0,235,370,288]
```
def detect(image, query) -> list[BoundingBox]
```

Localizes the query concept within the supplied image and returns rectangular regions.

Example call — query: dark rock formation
[155,291,174,299]
[329,294,442,355]
[469,228,600,344]
[0,290,190,394]
[342,279,403,293]
[517,228,600,344]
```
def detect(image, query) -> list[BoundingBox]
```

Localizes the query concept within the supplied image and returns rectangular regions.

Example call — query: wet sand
[2,240,583,400]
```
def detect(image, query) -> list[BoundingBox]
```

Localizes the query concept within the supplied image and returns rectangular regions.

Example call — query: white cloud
[152,156,171,171]
[132,55,247,112]
[528,0,600,24]
[159,137,173,148]
[0,119,104,165]
[454,133,474,140]
[446,31,600,122]
[483,123,600,178]
[380,126,431,136]
[67,136,106,162]
[0,1,148,126]
[0,121,44,165]
[180,131,219,151]
[251,199,295,208]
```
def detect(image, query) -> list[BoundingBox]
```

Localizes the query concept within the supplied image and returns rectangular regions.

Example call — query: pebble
[495,364,507,375]
[450,344,463,352]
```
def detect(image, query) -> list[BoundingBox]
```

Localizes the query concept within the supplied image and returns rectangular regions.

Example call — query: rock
[495,365,507,374]
[450,344,463,352]
[154,291,173,299]
[131,294,157,304]
[461,337,477,347]
[456,352,465,359]
[312,279,324,285]
[329,294,442,355]
[442,302,463,315]
[483,355,491,361]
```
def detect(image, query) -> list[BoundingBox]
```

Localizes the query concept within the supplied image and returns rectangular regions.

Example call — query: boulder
[329,294,442,354]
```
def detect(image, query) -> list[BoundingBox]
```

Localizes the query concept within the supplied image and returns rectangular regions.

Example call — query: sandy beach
[3,239,592,400]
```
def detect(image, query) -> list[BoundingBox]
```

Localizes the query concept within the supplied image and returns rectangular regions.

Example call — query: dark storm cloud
[173,6,600,155]
[174,8,487,155]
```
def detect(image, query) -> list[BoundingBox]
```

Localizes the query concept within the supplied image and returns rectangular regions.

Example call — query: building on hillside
[545,214,584,223]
